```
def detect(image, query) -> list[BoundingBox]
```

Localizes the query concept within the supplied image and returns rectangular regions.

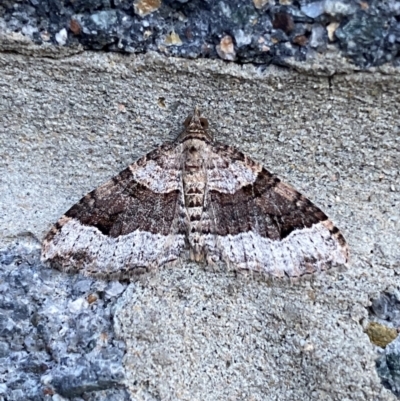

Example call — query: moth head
[179,107,213,142]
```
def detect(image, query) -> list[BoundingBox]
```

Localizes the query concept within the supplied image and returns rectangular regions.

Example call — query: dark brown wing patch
[207,168,327,239]
[65,168,183,237]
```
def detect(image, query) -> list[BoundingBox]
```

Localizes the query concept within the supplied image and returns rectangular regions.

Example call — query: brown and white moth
[42,109,348,279]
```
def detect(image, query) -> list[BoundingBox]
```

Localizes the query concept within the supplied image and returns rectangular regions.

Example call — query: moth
[42,109,348,279]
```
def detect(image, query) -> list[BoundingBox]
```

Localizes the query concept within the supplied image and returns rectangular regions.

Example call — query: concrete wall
[0,49,399,400]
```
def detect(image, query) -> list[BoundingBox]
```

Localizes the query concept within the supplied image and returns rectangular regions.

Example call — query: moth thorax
[182,138,207,213]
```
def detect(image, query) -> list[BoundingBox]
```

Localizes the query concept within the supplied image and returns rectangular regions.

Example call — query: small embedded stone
[165,31,183,46]
[70,19,81,35]
[323,0,358,17]
[272,12,294,34]
[253,0,269,9]
[327,22,339,42]
[55,28,68,46]
[216,35,236,61]
[134,0,162,17]
[293,35,308,46]
[310,24,327,51]
[365,322,398,348]
[87,293,98,304]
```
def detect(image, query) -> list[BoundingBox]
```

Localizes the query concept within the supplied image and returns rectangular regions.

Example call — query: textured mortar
[0,51,399,400]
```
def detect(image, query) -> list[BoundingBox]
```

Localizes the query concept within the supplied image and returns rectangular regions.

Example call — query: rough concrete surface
[0,51,399,400]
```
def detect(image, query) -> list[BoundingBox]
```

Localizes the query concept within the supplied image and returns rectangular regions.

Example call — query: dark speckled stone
[1,0,400,67]
[0,238,129,400]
